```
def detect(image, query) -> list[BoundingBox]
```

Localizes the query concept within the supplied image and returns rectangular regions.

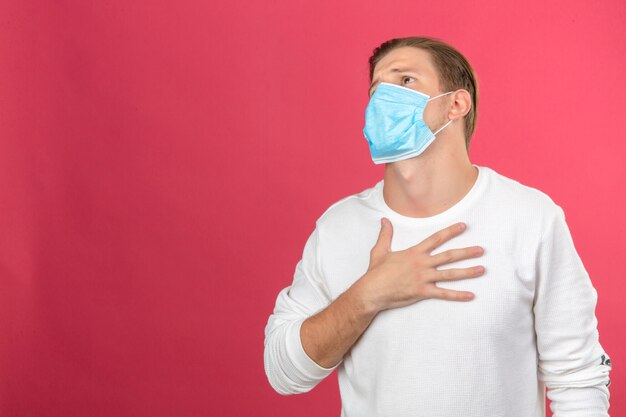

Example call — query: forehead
[372,46,437,79]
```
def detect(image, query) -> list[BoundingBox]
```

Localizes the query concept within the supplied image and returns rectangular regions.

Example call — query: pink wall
[1,0,624,415]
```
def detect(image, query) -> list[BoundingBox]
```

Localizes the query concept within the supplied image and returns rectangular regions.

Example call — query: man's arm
[264,217,485,394]
[263,223,385,395]
[263,224,341,395]
[299,279,379,368]
[534,204,613,416]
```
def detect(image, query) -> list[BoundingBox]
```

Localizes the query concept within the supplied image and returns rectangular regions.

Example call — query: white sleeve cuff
[285,317,342,380]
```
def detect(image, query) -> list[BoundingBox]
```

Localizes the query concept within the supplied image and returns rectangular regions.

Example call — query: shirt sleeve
[263,223,341,395]
[533,204,613,416]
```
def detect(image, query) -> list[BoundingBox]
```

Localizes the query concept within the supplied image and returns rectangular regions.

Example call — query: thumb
[372,217,393,256]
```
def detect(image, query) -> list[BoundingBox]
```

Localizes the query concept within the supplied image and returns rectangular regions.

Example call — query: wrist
[349,273,384,317]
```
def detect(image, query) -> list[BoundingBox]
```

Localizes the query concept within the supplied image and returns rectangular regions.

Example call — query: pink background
[1,0,624,416]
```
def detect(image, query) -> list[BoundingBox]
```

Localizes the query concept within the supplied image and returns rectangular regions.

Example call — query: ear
[448,89,472,121]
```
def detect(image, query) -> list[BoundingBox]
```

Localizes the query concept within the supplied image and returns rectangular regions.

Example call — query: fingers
[428,265,486,282]
[417,222,467,253]
[428,246,484,268]
[371,217,393,258]
[427,284,476,301]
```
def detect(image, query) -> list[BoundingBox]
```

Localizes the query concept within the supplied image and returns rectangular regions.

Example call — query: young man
[264,36,612,416]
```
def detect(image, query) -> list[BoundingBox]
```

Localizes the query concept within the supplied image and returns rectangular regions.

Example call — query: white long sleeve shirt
[264,164,613,417]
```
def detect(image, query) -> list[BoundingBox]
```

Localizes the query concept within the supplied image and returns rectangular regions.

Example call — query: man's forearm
[300,278,379,369]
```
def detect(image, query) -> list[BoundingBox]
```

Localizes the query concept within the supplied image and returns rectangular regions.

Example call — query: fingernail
[458,223,466,231]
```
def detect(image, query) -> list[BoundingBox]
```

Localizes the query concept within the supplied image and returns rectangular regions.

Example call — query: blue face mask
[363,82,454,164]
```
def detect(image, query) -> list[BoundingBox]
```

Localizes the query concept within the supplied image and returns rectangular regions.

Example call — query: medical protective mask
[363,82,454,164]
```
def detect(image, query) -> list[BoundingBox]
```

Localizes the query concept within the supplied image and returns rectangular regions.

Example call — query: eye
[402,76,415,85]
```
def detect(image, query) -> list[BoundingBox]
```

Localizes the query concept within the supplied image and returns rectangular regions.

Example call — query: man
[264,36,612,416]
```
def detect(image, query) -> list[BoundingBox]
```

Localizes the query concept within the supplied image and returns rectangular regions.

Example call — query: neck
[382,137,478,219]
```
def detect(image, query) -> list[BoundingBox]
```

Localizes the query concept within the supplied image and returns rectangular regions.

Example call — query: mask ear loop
[433,118,454,135]
[428,91,455,135]
[427,91,454,101]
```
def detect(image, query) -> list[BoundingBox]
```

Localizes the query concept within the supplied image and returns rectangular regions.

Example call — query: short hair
[368,36,479,150]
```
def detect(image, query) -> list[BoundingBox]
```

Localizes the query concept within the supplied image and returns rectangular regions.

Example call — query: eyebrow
[368,68,420,96]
